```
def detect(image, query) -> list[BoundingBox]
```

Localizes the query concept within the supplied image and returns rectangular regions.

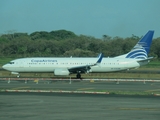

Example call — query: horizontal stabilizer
[137,57,153,62]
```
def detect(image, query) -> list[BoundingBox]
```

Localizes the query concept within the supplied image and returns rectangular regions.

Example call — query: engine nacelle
[54,68,70,75]
[11,72,19,74]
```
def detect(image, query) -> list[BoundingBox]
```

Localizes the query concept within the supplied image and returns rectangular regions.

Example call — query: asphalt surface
[0,92,160,120]
[0,80,160,120]
[0,80,160,92]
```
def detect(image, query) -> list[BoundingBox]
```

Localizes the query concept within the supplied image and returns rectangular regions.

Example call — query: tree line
[0,30,160,60]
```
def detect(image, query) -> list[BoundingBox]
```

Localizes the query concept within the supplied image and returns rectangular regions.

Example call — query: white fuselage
[2,30,153,76]
[2,57,148,73]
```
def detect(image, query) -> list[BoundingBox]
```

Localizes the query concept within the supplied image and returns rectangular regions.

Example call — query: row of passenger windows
[27,62,120,65]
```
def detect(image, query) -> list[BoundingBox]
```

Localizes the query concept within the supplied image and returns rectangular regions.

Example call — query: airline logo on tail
[126,30,154,59]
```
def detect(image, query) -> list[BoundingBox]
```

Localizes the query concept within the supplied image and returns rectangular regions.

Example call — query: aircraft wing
[68,53,103,73]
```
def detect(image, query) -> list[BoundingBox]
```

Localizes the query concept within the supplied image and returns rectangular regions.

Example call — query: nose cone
[2,64,8,70]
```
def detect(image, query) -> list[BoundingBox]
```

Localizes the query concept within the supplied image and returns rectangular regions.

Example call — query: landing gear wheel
[17,74,20,77]
[76,72,81,79]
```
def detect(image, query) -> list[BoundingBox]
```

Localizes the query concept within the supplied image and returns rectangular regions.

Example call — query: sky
[0,0,160,38]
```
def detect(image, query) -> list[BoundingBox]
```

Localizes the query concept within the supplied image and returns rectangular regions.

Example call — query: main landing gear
[76,71,82,79]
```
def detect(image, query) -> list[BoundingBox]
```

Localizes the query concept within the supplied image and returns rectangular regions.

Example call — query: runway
[0,80,160,120]
[0,80,160,93]
[0,92,160,120]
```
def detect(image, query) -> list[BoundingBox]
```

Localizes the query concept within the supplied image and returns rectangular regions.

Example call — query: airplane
[2,30,154,78]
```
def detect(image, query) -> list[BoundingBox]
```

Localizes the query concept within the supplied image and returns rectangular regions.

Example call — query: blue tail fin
[125,30,154,59]
[97,53,103,63]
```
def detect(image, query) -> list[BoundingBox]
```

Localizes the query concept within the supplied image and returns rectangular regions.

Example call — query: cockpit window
[9,62,14,64]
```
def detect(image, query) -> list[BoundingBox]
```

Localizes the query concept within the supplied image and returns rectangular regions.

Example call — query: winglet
[96,53,103,63]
